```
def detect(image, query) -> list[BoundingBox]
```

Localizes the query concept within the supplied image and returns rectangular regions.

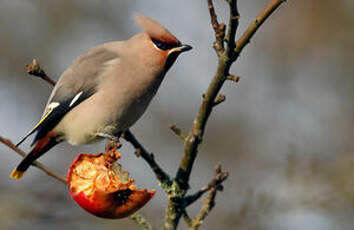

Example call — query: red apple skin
[68,153,155,219]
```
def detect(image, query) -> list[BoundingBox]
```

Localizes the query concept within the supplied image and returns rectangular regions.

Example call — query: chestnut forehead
[154,34,180,46]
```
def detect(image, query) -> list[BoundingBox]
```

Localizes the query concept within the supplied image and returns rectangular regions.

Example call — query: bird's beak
[170,44,193,53]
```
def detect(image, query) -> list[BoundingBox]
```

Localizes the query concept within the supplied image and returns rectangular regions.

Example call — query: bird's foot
[96,132,119,142]
[96,132,122,151]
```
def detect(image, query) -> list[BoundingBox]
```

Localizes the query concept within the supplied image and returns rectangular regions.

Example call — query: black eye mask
[151,38,180,51]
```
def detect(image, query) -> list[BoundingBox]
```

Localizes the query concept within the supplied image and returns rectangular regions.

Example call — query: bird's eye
[152,38,179,51]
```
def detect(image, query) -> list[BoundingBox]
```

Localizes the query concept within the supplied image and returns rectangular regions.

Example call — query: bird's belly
[54,91,152,145]
[56,115,121,146]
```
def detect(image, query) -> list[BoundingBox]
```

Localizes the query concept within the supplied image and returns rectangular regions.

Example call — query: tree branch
[184,164,228,207]
[189,187,217,230]
[207,0,226,56]
[122,130,172,192]
[213,94,226,107]
[130,213,156,230]
[177,0,286,200]
[225,0,240,60]
[235,0,287,56]
[177,164,228,229]
[0,136,66,183]
[163,0,287,229]
[182,210,193,227]
[170,125,188,142]
[26,59,56,86]
[227,75,240,83]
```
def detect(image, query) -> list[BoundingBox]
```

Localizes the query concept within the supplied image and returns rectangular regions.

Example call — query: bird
[10,13,192,180]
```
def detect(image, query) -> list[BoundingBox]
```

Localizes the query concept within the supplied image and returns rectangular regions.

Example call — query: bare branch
[186,164,228,230]
[176,0,286,194]
[184,164,228,207]
[235,0,287,56]
[175,0,240,193]
[182,210,193,227]
[189,188,217,230]
[170,125,187,142]
[225,0,240,59]
[26,59,56,86]
[130,213,156,230]
[207,0,226,55]
[0,136,66,183]
[227,75,240,83]
[213,94,226,107]
[122,130,172,191]
[167,0,287,229]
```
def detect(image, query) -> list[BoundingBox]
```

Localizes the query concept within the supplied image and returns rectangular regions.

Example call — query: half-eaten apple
[67,146,155,219]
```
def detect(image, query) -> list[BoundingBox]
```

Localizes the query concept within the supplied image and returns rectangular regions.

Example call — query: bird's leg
[96,132,122,150]
[96,132,118,141]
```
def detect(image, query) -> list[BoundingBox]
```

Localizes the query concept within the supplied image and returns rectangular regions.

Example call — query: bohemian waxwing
[10,13,192,180]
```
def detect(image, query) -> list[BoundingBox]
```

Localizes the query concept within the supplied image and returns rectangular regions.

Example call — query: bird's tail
[10,131,59,180]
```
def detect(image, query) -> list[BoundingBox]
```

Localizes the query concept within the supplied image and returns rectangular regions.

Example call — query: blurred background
[0,0,353,229]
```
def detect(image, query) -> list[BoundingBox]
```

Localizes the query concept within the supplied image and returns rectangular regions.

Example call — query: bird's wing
[16,45,120,147]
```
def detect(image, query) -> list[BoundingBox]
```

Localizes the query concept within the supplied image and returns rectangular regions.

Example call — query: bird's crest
[134,13,180,46]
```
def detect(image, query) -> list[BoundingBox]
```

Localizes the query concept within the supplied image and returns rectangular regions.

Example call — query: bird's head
[132,13,192,73]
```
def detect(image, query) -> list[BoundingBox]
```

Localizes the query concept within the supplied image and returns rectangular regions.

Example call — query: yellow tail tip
[10,169,25,180]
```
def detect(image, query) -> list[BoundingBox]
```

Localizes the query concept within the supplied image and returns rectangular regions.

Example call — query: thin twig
[225,0,240,59]
[213,94,226,107]
[184,164,228,206]
[182,210,193,227]
[130,213,156,230]
[122,130,172,191]
[227,75,240,83]
[207,0,226,55]
[187,164,228,229]
[235,0,287,56]
[170,125,187,142]
[189,188,217,230]
[0,136,66,183]
[26,59,56,86]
